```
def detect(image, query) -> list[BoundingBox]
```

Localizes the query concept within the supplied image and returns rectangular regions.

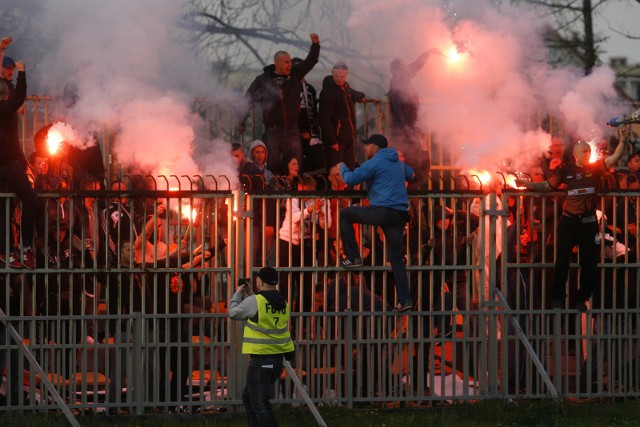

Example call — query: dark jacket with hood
[0,71,26,167]
[244,42,320,128]
[340,147,414,211]
[318,75,365,146]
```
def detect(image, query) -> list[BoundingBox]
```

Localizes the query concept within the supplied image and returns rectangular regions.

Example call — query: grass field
[2,399,640,426]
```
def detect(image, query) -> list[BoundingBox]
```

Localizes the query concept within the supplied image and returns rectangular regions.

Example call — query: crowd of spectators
[2,31,640,411]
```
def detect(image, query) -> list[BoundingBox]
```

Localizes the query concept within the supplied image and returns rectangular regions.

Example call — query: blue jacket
[340,147,414,211]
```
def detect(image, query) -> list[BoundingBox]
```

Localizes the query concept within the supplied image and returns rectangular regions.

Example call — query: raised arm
[604,127,632,170]
[134,203,165,252]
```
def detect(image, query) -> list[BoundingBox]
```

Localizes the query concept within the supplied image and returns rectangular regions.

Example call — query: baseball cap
[362,134,388,148]
[257,266,279,285]
[2,56,15,68]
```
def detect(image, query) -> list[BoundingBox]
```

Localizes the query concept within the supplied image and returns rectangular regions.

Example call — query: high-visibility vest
[242,294,294,355]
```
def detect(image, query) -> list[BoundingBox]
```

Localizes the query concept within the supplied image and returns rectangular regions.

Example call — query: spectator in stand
[388,50,440,181]
[0,37,36,269]
[338,134,415,312]
[232,143,274,266]
[239,34,321,174]
[501,219,535,394]
[104,239,144,408]
[326,164,353,244]
[30,152,55,191]
[579,210,631,393]
[277,156,302,191]
[76,177,103,263]
[100,180,142,268]
[0,46,17,99]
[318,62,366,170]
[106,239,144,336]
[424,206,478,317]
[249,140,275,187]
[134,202,212,412]
[291,57,325,175]
[314,274,389,397]
[71,177,104,337]
[515,132,630,311]
[278,176,330,311]
[231,142,264,190]
[617,150,640,189]
[34,189,97,341]
[249,139,277,265]
[540,134,573,181]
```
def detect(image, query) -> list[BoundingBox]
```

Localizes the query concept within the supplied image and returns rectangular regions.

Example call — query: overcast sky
[597,1,640,64]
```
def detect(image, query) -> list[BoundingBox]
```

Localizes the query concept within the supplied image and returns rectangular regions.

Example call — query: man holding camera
[228,267,294,427]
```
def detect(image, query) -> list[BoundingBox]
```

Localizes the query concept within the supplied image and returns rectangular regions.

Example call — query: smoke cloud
[12,0,627,189]
[344,0,622,178]
[27,0,241,190]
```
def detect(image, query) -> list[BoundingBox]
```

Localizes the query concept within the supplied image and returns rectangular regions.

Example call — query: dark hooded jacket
[244,42,320,128]
[318,75,365,146]
[0,70,26,167]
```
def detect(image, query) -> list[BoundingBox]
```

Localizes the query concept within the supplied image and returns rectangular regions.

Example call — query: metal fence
[1,183,640,419]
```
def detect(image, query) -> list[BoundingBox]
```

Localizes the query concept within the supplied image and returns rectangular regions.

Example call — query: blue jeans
[0,161,37,254]
[340,205,412,305]
[242,354,283,427]
[263,126,302,175]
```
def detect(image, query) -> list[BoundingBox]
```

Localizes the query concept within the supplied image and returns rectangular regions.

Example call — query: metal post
[284,360,327,427]
[484,193,508,396]
[231,188,248,399]
[133,312,144,415]
[0,308,80,427]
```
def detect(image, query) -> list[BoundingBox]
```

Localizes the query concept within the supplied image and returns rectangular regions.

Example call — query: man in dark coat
[0,53,37,269]
[318,62,365,170]
[239,34,320,174]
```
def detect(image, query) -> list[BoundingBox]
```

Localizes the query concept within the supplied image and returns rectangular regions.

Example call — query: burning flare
[46,129,64,156]
[585,139,601,164]
[443,44,469,69]
[469,168,493,187]
[168,187,199,223]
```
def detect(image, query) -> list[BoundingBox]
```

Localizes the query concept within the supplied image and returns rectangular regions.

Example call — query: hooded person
[249,139,275,186]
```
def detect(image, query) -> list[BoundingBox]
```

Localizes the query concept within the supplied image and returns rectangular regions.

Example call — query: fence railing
[1,185,639,417]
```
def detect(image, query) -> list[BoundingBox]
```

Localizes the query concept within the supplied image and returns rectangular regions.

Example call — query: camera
[238,278,250,288]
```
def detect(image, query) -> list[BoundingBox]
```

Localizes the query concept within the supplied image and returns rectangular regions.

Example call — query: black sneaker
[394,302,413,313]
[341,258,363,268]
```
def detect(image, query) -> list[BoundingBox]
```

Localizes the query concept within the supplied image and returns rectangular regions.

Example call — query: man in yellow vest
[229,267,295,427]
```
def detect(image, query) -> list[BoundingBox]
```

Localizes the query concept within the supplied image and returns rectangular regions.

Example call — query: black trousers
[552,213,599,303]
